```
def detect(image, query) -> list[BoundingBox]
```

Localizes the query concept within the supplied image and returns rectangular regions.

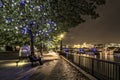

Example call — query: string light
[20,0,26,6]
[0,1,3,7]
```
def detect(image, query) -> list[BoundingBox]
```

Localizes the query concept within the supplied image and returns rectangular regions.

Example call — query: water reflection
[96,52,120,62]
[80,52,120,62]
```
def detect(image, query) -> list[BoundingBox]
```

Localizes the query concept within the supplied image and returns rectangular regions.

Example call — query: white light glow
[15,26,18,30]
[4,28,6,31]
[2,61,27,67]
[16,31,18,34]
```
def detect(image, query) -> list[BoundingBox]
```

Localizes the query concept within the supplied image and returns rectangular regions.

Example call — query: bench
[16,56,28,66]
[28,55,43,66]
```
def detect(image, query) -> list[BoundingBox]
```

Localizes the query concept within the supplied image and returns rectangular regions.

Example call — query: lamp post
[60,39,62,51]
[60,34,64,52]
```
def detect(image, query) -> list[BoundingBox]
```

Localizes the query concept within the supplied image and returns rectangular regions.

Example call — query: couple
[29,54,43,65]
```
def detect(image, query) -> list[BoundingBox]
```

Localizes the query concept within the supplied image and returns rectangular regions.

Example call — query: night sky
[63,0,120,45]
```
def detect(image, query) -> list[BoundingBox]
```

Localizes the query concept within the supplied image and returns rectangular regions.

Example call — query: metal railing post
[92,59,94,75]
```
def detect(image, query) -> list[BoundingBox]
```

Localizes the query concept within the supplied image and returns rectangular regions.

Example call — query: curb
[61,56,97,80]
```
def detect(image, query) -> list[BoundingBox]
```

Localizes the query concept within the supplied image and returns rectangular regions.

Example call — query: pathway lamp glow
[60,34,64,52]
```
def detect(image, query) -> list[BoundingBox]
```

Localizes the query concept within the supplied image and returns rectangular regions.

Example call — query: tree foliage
[0,0,106,48]
[49,0,106,30]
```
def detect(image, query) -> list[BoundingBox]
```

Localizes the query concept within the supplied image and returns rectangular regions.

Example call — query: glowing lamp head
[60,34,64,39]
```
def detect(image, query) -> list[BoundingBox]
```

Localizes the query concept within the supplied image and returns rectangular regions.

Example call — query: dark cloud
[64,0,120,45]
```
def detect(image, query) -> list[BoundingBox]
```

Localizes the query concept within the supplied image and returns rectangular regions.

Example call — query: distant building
[94,44,105,48]
[73,42,94,48]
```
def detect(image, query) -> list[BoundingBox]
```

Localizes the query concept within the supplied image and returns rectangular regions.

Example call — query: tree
[0,0,59,54]
[0,0,106,54]
[49,0,106,30]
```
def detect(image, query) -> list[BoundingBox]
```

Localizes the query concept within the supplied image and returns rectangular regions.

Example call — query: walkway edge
[61,56,97,80]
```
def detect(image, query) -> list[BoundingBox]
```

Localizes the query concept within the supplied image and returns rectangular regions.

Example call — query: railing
[60,52,120,80]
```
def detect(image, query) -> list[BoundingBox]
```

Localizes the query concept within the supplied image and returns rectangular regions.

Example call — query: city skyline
[63,0,120,45]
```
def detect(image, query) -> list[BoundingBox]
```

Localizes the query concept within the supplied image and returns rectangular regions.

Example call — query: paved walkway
[0,52,90,80]
[29,58,90,80]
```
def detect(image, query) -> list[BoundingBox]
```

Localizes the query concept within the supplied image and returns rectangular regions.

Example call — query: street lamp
[60,34,64,52]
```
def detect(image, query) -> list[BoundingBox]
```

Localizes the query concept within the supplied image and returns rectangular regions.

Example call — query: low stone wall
[0,51,19,60]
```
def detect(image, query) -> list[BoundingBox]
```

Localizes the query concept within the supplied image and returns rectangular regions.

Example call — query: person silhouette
[29,54,43,65]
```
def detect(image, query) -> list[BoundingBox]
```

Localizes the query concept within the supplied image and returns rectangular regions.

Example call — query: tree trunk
[29,29,34,55]
[30,35,34,55]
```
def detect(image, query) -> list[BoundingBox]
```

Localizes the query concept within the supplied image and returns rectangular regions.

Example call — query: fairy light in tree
[48,19,52,25]
[29,21,34,26]
[47,23,50,26]
[41,18,45,23]
[0,1,3,8]
[7,28,10,31]
[15,26,18,30]
[55,28,57,30]
[11,3,14,7]
[36,33,38,36]
[54,23,57,27]
[16,31,18,34]
[4,28,6,31]
[26,0,30,3]
[20,0,26,6]
[38,5,43,11]
[19,25,22,28]
[20,12,23,15]
[6,18,12,23]
[48,28,52,32]
[44,12,47,15]
[12,0,15,3]
[14,2,17,5]
[21,26,28,34]
[49,38,52,41]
